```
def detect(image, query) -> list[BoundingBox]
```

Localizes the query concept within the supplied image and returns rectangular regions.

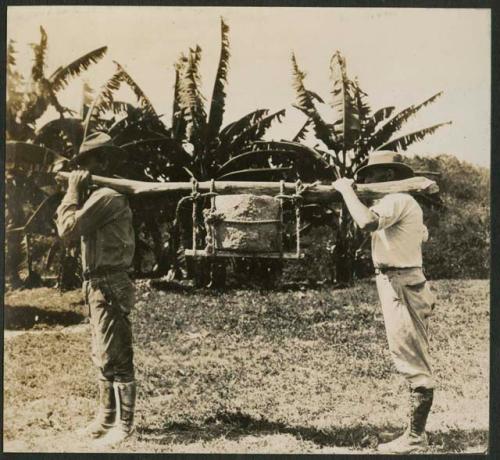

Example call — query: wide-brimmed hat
[355,150,414,181]
[70,132,127,167]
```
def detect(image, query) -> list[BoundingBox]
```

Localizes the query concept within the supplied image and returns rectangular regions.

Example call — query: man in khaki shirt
[56,133,136,445]
[333,151,436,454]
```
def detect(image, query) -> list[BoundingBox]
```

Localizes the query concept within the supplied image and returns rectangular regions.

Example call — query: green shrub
[294,154,489,282]
[407,155,489,279]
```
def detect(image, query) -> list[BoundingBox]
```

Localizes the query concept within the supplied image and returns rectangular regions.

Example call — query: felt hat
[70,132,127,167]
[355,150,414,181]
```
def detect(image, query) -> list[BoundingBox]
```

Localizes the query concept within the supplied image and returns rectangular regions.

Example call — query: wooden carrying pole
[55,172,439,203]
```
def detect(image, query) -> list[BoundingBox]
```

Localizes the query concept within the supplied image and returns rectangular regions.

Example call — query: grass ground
[3,279,489,454]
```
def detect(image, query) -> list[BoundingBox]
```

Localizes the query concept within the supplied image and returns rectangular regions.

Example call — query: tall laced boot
[378,387,434,454]
[97,381,136,446]
[85,380,116,439]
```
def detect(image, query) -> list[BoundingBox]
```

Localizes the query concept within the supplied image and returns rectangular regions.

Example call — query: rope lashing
[178,178,314,259]
[191,179,198,254]
[295,180,302,257]
[189,179,222,253]
[206,179,217,255]
[272,179,313,258]
[176,180,220,254]
[202,192,218,199]
[277,181,285,258]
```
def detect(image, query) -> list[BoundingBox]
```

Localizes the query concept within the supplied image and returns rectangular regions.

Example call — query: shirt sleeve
[56,188,127,240]
[369,193,411,231]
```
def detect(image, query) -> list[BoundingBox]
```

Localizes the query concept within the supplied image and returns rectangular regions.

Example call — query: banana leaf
[6,141,67,175]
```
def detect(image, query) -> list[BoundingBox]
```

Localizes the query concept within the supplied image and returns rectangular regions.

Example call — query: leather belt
[374,266,421,275]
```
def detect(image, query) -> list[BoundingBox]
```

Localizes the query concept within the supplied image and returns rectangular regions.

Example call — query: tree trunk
[333,203,355,285]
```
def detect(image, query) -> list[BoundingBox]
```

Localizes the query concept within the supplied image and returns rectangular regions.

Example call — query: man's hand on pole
[331,176,379,231]
[68,170,91,192]
[331,177,355,195]
[66,170,91,205]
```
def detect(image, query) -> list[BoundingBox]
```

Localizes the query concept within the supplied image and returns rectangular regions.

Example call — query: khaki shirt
[369,193,428,269]
[56,187,135,273]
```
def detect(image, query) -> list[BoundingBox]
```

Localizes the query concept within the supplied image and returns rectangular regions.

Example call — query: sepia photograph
[4,4,491,455]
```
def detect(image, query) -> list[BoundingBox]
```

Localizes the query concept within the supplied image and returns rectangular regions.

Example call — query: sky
[7,6,491,167]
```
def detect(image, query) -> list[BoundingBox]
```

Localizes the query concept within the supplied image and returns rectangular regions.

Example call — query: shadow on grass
[137,410,488,453]
[148,280,344,297]
[4,305,86,330]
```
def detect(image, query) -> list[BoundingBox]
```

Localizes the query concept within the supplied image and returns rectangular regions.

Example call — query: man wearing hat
[332,151,436,454]
[56,132,137,445]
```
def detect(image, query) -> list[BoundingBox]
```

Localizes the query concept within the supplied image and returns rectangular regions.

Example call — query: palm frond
[49,46,108,92]
[30,26,48,81]
[82,69,123,137]
[172,54,189,141]
[33,118,84,158]
[369,106,395,127]
[112,126,167,148]
[217,167,294,180]
[110,100,137,115]
[368,91,444,150]
[329,51,360,150]
[292,118,312,142]
[94,71,122,116]
[227,109,285,155]
[82,59,160,138]
[306,90,325,104]
[6,141,68,174]
[119,138,192,165]
[7,39,18,76]
[252,140,332,166]
[24,192,64,235]
[8,39,16,66]
[178,46,207,145]
[113,61,157,116]
[377,121,452,151]
[217,140,333,181]
[7,39,25,98]
[353,80,371,124]
[219,109,269,142]
[206,18,230,145]
[351,81,373,163]
[314,147,344,176]
[109,112,169,145]
[291,53,338,151]
[80,81,95,118]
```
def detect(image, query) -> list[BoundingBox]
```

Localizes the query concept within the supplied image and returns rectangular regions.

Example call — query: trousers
[375,267,436,389]
[83,271,135,382]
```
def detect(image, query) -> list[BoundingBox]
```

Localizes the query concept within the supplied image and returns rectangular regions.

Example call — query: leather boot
[378,387,434,454]
[97,381,136,446]
[85,380,116,439]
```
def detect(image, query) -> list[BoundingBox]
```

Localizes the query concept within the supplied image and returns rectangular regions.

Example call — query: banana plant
[170,19,344,286]
[5,27,108,289]
[7,27,107,141]
[292,51,451,177]
[291,50,451,283]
